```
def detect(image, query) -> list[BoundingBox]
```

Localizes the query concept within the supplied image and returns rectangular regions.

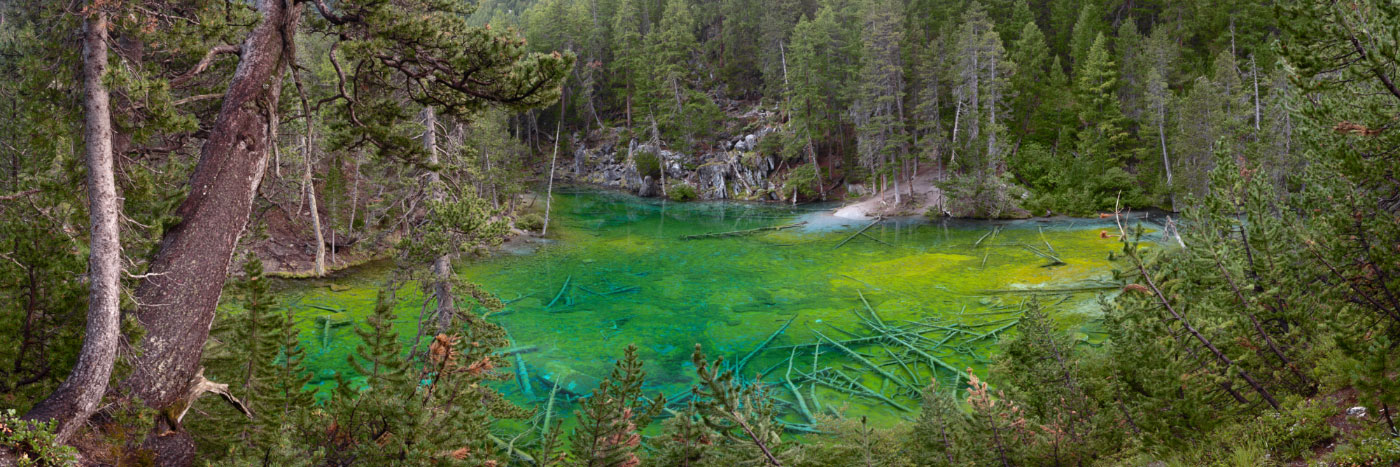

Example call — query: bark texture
[23,10,121,443]
[422,107,456,333]
[126,0,301,412]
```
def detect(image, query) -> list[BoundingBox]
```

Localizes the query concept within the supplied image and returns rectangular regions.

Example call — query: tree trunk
[1158,110,1175,210]
[543,99,565,236]
[126,0,302,414]
[295,74,326,277]
[24,10,121,443]
[421,107,456,334]
[348,155,360,240]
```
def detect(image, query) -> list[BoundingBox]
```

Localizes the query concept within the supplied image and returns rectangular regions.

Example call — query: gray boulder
[638,175,658,197]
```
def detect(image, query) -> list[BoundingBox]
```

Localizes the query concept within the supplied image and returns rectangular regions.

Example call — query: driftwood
[681,221,806,240]
[834,217,883,250]
[799,368,912,412]
[966,319,1021,344]
[489,434,537,464]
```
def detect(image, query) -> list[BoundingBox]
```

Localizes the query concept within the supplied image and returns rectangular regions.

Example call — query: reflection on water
[261,189,1148,433]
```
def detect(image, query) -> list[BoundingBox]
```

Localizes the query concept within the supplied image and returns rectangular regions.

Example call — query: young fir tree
[1007,18,1049,154]
[993,300,1104,465]
[908,379,969,466]
[1070,33,1140,213]
[667,344,793,465]
[569,344,666,466]
[314,283,523,465]
[1067,3,1102,73]
[195,253,316,464]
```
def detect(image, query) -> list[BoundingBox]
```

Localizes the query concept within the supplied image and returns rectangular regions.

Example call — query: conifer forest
[3,0,1400,465]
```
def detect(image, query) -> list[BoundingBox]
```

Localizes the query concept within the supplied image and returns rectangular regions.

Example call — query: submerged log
[545,275,572,309]
[681,221,807,240]
[833,217,883,250]
[978,284,1119,295]
[736,316,796,376]
[812,329,919,394]
[513,352,535,398]
[784,348,816,424]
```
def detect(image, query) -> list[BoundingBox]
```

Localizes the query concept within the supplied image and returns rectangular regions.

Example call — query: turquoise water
[266,189,1134,433]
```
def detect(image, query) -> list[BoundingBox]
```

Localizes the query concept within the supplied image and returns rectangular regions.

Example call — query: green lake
[263,189,1143,433]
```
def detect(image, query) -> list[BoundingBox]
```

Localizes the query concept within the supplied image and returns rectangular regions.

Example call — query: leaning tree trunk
[126,0,301,416]
[24,9,121,443]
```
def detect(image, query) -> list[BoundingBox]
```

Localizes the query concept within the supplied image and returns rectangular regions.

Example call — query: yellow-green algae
[253,190,1134,438]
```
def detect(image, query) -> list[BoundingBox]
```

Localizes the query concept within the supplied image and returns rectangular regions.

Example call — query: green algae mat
[266,189,1137,432]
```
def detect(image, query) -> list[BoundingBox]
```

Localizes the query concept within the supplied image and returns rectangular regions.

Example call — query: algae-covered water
[266,189,1140,433]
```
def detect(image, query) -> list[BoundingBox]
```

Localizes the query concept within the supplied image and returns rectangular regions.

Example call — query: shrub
[516,213,545,231]
[635,151,661,179]
[1329,433,1400,466]
[0,410,78,466]
[668,182,698,202]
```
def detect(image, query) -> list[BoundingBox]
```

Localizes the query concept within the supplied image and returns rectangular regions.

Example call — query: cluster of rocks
[563,127,790,201]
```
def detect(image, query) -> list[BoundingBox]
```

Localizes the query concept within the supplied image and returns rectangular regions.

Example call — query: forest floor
[832,167,946,220]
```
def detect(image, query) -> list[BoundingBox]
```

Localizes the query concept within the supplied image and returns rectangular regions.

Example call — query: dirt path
[833,169,945,220]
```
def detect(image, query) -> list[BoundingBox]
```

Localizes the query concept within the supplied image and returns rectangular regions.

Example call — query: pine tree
[944,1,1018,217]
[1005,0,1035,44]
[1141,26,1179,208]
[612,0,648,128]
[786,8,842,198]
[1071,33,1138,211]
[1068,4,1102,73]
[994,301,1104,465]
[854,0,908,203]
[569,344,665,466]
[1115,19,1146,124]
[650,0,696,111]
[719,0,763,95]
[686,345,790,465]
[196,254,316,463]
[909,379,968,466]
[1007,18,1049,152]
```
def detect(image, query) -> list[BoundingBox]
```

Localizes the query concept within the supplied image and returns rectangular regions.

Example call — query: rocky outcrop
[563,127,787,201]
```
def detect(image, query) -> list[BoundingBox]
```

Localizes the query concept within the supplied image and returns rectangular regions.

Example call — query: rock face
[562,127,785,201]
